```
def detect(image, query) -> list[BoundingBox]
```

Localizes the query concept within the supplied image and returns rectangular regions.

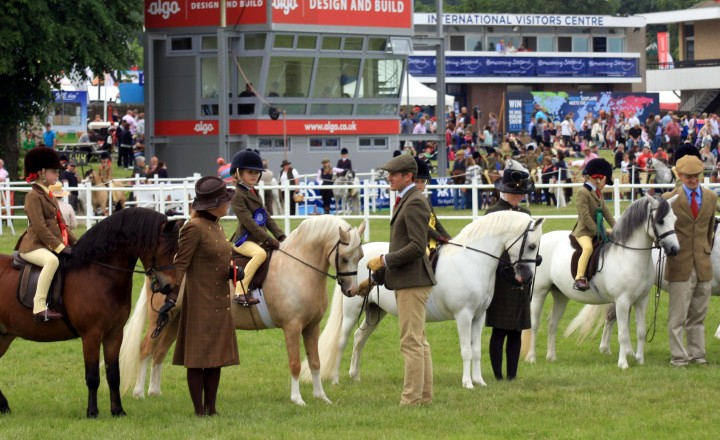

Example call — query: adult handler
[662,155,717,367]
[367,154,436,405]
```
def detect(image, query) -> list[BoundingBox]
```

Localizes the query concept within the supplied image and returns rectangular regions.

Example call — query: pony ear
[356,221,366,237]
[162,219,184,233]
[338,226,350,244]
[532,217,545,230]
[665,194,680,206]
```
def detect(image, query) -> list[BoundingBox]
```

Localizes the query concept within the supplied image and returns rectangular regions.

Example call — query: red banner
[271,0,412,29]
[657,32,669,68]
[145,0,267,28]
[155,119,400,136]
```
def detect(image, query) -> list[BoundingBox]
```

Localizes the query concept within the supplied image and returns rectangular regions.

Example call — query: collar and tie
[394,195,401,208]
[595,189,602,199]
[690,190,699,219]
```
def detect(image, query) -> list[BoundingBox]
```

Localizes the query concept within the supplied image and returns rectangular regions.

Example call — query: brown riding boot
[233,294,260,306]
[34,308,63,322]
[573,277,590,291]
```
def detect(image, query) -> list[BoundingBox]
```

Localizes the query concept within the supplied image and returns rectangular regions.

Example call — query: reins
[275,236,357,282]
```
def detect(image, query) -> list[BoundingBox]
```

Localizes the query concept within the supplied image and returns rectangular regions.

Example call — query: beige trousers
[233,241,266,294]
[575,235,593,280]
[20,248,60,314]
[667,267,711,366]
[396,286,433,405]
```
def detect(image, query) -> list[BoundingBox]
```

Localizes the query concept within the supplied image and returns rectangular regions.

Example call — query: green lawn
[1,174,719,438]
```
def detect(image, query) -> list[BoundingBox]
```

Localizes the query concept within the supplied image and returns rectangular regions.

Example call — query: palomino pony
[0,208,181,417]
[333,169,360,215]
[121,216,365,405]
[302,211,544,389]
[525,195,680,369]
[84,169,126,216]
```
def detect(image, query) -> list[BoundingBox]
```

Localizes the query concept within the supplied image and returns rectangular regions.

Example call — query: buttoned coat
[19,184,76,254]
[663,186,716,282]
[571,184,616,239]
[484,199,532,331]
[230,185,284,244]
[172,217,239,368]
[384,186,436,290]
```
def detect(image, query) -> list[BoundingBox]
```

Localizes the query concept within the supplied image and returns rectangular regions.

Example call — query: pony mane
[68,208,169,268]
[609,197,661,245]
[444,211,532,256]
[283,215,358,248]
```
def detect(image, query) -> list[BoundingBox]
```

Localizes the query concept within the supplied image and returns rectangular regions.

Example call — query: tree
[0,0,143,179]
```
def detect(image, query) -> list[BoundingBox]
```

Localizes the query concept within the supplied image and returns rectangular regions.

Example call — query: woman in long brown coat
[172,176,239,416]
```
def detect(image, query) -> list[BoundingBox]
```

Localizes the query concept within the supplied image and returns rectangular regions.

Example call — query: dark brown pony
[0,208,182,417]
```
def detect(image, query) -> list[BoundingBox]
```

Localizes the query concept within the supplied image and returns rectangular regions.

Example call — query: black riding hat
[230,150,264,174]
[582,158,614,186]
[674,143,701,162]
[494,168,535,194]
[24,147,61,180]
[414,157,431,180]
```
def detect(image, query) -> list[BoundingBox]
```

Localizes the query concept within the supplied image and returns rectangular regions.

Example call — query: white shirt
[561,120,572,136]
[0,167,8,182]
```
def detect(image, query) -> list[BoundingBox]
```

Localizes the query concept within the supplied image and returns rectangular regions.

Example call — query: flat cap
[675,155,704,175]
[381,154,417,174]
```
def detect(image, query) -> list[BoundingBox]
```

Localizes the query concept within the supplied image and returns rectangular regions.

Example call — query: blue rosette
[234,208,268,247]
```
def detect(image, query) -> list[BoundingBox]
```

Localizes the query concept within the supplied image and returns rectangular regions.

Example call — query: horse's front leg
[454,311,475,389]
[546,291,569,362]
[633,295,651,365]
[614,299,633,369]
[283,323,306,405]
[103,329,126,416]
[302,323,331,404]
[470,313,487,387]
[81,334,103,418]
[349,306,387,382]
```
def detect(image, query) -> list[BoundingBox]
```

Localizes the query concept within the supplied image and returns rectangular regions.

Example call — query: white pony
[526,195,680,369]
[567,223,720,349]
[647,157,674,189]
[333,170,360,215]
[301,211,545,388]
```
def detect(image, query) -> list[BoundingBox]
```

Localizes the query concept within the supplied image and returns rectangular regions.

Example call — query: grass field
[1,168,720,438]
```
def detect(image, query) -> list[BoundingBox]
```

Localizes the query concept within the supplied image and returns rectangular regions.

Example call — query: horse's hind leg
[0,335,16,414]
[614,299,633,369]
[600,305,617,355]
[349,305,387,382]
[333,297,364,384]
[302,323,331,404]
[103,328,127,417]
[455,310,476,389]
[470,313,487,387]
[81,332,104,418]
[633,295,651,365]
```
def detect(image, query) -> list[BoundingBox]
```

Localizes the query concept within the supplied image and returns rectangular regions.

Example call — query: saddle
[231,246,274,291]
[12,251,64,311]
[569,235,603,282]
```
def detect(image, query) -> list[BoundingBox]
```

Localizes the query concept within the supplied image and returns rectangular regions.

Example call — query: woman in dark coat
[485,169,535,381]
[172,176,239,416]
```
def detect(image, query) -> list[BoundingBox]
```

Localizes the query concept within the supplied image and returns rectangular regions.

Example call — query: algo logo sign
[147,0,181,19]
[272,0,298,15]
[194,121,215,135]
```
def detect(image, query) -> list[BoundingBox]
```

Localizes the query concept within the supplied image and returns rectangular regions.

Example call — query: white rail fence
[0,172,717,242]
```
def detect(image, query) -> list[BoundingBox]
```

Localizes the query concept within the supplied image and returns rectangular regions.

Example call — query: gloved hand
[60,246,73,256]
[278,235,287,242]
[268,238,280,250]
[367,256,384,271]
[158,299,176,316]
[437,236,450,244]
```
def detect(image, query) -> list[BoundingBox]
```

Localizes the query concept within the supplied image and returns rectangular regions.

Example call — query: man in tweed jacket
[367,154,436,405]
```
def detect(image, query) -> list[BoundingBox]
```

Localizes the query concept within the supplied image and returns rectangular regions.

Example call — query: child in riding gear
[572,158,616,291]
[19,148,77,321]
[230,150,286,305]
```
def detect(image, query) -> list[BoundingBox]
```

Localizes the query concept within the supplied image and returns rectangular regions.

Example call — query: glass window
[310,103,353,115]
[522,36,537,51]
[537,36,553,52]
[465,36,483,51]
[297,35,317,50]
[273,34,294,49]
[201,36,217,51]
[557,37,571,52]
[344,37,364,51]
[310,138,340,150]
[201,57,219,99]
[313,58,361,98]
[573,37,589,52]
[368,38,387,52]
[450,35,465,51]
[50,101,82,127]
[245,34,267,51]
[358,58,403,99]
[684,24,694,38]
[322,36,342,50]
[267,56,314,98]
[258,138,290,151]
[236,56,263,95]
[359,137,389,151]
[607,37,624,53]
[593,37,607,53]
[170,37,192,52]
[357,104,398,115]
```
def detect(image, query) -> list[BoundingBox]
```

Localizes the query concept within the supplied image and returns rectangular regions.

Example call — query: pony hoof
[87,409,99,418]
[291,398,307,406]
[618,362,629,370]
[330,377,340,386]
[599,347,611,355]
[635,356,645,365]
[315,395,332,404]
[132,390,145,399]
[525,355,536,363]
[462,380,474,390]
[112,409,127,417]
[0,405,10,414]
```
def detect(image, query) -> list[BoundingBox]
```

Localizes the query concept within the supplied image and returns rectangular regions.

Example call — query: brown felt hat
[675,156,704,175]
[192,176,233,210]
[380,154,417,174]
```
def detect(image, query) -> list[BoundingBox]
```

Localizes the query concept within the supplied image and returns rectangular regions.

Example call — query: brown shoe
[34,309,63,322]
[573,278,590,291]
[233,294,259,306]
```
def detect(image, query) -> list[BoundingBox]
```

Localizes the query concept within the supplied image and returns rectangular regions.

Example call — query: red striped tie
[394,196,401,208]
[691,191,699,219]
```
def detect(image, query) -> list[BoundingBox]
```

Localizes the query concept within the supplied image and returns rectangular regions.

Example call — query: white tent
[401,75,455,108]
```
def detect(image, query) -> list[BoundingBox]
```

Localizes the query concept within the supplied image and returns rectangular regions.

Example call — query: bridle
[607,206,676,251]
[276,233,359,297]
[90,253,175,294]
[446,220,542,267]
